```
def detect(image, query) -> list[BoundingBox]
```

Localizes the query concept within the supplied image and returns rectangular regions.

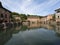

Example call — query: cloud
[0,0,60,16]
[28,0,60,14]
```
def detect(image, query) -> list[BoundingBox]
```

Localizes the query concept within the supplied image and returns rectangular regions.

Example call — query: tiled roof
[55,8,60,11]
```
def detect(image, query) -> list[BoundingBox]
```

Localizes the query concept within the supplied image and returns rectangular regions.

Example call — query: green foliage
[11,12,19,15]
[11,12,44,21]
[39,16,44,19]
[53,14,55,18]
[20,14,27,21]
[53,14,56,21]
[11,12,27,21]
[11,12,20,22]
[27,14,43,19]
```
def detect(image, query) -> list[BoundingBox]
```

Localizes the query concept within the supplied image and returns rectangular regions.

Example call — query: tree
[53,14,56,21]
[20,14,27,21]
[11,12,19,15]
[11,12,27,21]
[11,12,20,22]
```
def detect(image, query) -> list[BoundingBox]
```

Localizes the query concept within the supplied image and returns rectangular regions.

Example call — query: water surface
[0,24,60,45]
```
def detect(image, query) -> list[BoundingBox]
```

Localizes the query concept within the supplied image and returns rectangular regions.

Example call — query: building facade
[0,2,11,23]
[55,8,60,24]
[46,14,54,24]
[27,16,40,24]
[12,15,21,22]
[40,16,47,24]
[46,15,53,21]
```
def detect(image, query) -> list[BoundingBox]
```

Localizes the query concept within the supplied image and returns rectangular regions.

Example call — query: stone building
[40,16,47,24]
[55,8,60,24]
[46,15,53,21]
[46,14,54,24]
[27,16,40,24]
[12,15,21,22]
[0,2,11,23]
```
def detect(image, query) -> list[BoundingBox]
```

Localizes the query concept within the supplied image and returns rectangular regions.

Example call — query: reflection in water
[55,25,60,37]
[27,23,41,29]
[0,25,22,45]
[0,29,12,45]
[0,23,60,45]
[55,25,60,34]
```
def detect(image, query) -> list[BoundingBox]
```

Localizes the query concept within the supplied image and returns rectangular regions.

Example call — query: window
[58,16,59,18]
[32,22,35,24]
[5,20,7,23]
[5,14,7,18]
[1,14,3,18]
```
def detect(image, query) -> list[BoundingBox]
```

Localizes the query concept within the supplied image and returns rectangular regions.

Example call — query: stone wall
[55,13,60,22]
[0,8,11,23]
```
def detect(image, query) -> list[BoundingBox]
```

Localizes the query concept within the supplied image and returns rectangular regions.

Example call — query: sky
[0,0,60,16]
